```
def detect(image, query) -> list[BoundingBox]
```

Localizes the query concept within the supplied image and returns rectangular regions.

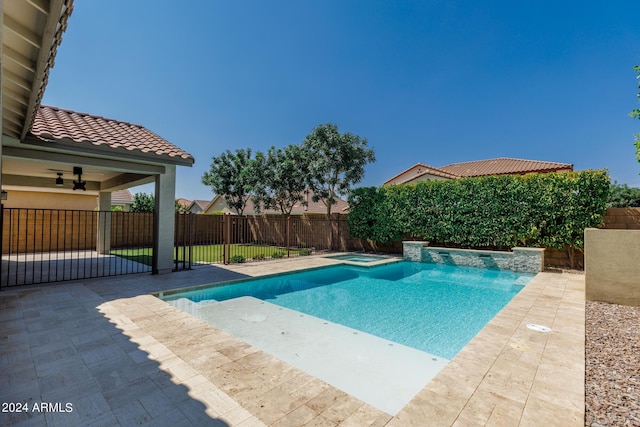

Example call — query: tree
[253,145,309,216]
[130,192,155,213]
[302,123,376,216]
[202,148,259,215]
[632,65,640,163]
[608,182,640,208]
[175,200,190,214]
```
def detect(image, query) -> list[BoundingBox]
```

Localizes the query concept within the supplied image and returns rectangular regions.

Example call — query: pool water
[163,262,533,359]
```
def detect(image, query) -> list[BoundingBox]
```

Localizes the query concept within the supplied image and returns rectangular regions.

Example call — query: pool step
[174,296,450,415]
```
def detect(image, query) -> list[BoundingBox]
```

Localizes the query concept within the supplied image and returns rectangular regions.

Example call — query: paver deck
[0,255,584,426]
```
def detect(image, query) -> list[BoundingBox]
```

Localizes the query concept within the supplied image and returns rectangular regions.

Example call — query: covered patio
[1,1,194,284]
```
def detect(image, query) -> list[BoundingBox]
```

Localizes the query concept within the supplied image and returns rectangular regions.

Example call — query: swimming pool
[161,261,533,359]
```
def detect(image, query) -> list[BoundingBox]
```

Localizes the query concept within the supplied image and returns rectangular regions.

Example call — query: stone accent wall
[512,247,546,273]
[403,241,545,274]
[402,241,427,262]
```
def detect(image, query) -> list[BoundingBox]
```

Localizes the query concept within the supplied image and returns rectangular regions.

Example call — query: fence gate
[0,207,154,288]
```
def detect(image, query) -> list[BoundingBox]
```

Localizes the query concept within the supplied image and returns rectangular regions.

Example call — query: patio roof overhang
[2,105,194,195]
[1,0,72,142]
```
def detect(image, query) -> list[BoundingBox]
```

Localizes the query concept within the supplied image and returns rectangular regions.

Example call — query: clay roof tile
[30,105,194,165]
[439,157,573,177]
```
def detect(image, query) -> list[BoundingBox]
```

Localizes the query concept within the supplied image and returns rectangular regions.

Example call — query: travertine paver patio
[0,255,584,426]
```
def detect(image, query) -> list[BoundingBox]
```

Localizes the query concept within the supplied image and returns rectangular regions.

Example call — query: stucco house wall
[3,190,97,210]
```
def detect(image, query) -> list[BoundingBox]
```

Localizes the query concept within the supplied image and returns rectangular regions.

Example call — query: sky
[42,1,640,202]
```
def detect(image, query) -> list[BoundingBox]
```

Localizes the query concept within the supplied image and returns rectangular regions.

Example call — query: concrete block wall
[603,208,640,230]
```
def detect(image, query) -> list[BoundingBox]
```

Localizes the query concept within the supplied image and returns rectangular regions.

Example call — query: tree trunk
[564,244,576,269]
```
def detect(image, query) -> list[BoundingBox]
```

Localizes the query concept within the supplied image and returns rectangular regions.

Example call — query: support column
[97,192,112,254]
[0,0,4,194]
[153,165,176,274]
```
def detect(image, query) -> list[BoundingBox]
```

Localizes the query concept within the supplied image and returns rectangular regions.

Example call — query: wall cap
[422,246,512,256]
[511,247,545,253]
[402,241,430,246]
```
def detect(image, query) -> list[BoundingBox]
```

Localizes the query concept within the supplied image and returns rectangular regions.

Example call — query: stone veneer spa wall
[403,241,544,274]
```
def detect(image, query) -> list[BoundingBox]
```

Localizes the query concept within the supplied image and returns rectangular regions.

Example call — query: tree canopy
[202,123,374,217]
[201,148,258,215]
[130,192,194,213]
[253,145,309,215]
[608,182,640,208]
[130,192,155,213]
[302,123,375,216]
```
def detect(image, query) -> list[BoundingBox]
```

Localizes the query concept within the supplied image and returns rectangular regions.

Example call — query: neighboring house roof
[383,162,460,185]
[176,198,192,208]
[189,199,210,212]
[439,158,573,178]
[204,190,349,215]
[111,189,134,205]
[29,105,194,165]
[386,157,574,185]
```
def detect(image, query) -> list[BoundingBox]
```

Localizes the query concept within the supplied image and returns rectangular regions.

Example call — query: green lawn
[111,244,306,266]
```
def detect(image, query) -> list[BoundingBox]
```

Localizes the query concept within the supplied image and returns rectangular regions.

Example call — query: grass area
[111,244,307,266]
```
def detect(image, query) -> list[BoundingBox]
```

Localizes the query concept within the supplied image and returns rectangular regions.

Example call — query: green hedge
[348,170,610,266]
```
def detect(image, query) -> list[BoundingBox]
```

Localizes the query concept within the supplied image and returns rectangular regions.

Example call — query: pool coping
[147,257,584,425]
[154,253,403,300]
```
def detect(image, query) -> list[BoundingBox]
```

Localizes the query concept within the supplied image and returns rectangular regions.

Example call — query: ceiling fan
[47,167,103,191]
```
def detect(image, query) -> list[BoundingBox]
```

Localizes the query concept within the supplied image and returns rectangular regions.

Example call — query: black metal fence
[1,207,360,287]
[1,207,153,288]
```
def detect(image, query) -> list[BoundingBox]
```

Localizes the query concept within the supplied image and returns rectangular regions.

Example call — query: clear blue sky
[42,0,640,201]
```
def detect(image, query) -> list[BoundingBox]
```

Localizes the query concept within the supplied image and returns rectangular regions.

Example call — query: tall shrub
[348,170,610,267]
[348,187,403,246]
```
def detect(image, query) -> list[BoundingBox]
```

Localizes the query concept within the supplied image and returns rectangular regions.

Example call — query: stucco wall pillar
[585,228,640,306]
[153,165,176,274]
[97,192,112,254]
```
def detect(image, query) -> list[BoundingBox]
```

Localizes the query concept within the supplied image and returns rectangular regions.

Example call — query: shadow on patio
[0,265,250,426]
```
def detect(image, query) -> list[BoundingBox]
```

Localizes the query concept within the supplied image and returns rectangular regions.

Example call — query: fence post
[286,215,291,258]
[336,214,342,251]
[329,214,335,251]
[174,213,179,271]
[181,213,188,270]
[188,213,194,270]
[224,213,231,264]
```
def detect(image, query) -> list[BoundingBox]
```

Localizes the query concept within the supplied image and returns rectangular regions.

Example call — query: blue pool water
[163,261,533,359]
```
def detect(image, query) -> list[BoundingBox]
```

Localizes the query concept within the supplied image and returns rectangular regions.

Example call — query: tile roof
[176,198,192,208]
[29,105,194,165]
[208,190,349,215]
[111,189,134,204]
[190,200,211,210]
[384,162,460,185]
[438,158,573,177]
